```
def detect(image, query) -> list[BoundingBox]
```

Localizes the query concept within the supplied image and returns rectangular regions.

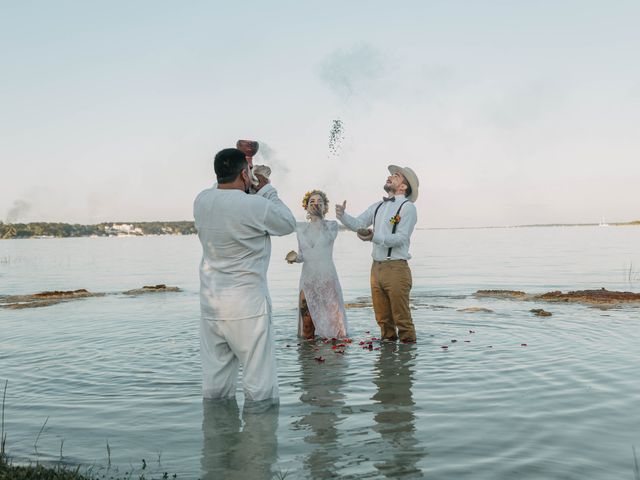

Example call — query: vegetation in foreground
[0,457,178,480]
[1,379,177,480]
[0,460,91,480]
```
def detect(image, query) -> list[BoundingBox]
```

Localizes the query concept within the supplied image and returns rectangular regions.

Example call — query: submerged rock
[1,284,181,309]
[31,289,95,299]
[1,289,103,309]
[123,284,181,295]
[344,301,373,309]
[344,296,373,309]
[474,290,528,299]
[474,287,640,306]
[530,308,552,317]
[458,307,494,313]
[534,288,640,305]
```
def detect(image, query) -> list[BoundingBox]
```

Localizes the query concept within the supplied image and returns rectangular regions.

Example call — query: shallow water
[1,226,640,479]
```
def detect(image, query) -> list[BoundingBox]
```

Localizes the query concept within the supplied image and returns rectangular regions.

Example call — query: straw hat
[388,165,419,202]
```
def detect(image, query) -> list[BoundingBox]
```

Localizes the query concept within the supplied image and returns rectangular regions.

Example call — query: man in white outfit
[194,148,296,402]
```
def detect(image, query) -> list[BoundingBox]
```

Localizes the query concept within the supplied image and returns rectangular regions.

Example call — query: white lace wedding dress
[295,220,348,338]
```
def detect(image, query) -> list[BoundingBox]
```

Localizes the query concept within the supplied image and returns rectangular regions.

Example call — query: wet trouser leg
[200,310,279,402]
[371,261,397,340]
[371,260,415,342]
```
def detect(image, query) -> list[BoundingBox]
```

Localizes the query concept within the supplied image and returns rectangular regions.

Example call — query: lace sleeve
[327,220,339,240]
[295,230,304,263]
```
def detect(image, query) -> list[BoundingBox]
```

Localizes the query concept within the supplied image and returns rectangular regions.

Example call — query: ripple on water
[2,231,640,479]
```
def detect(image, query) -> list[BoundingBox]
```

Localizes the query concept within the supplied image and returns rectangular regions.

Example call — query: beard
[383,184,395,194]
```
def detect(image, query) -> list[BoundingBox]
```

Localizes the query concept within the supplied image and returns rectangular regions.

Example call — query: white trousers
[200,312,279,402]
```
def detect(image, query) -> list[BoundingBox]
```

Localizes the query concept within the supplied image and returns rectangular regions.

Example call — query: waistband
[372,259,408,265]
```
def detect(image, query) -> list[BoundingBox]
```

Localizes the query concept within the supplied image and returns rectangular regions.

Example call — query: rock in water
[475,290,528,299]
[535,288,640,304]
[458,307,494,313]
[1,289,102,309]
[123,284,181,295]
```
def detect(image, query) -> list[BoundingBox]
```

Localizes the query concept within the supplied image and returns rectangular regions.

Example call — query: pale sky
[2,0,639,228]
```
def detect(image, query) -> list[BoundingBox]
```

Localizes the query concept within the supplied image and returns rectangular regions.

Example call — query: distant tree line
[0,221,197,239]
[1,219,639,240]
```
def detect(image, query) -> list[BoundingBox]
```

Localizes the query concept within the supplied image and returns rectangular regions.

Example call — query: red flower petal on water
[359,341,365,345]
[374,347,380,351]
[344,339,353,343]
[314,356,325,362]
[441,345,449,349]
[331,345,337,350]
[469,330,476,334]
[371,337,378,341]
[365,331,370,334]
[368,344,373,350]
[521,343,528,347]
[335,350,345,355]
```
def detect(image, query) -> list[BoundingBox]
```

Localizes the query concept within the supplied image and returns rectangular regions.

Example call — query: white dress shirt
[194,184,296,320]
[339,195,417,261]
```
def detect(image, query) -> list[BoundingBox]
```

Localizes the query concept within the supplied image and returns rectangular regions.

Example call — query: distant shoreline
[0,221,196,240]
[421,221,640,230]
[1,220,638,239]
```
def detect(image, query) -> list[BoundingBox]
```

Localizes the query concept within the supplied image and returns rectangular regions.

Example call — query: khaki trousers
[370,259,416,342]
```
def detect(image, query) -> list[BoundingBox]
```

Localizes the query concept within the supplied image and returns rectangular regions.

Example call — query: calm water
[1,227,640,479]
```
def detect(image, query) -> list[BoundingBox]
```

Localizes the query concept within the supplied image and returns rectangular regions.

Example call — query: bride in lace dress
[286,190,348,339]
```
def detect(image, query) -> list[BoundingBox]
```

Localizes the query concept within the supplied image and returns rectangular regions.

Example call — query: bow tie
[382,196,395,202]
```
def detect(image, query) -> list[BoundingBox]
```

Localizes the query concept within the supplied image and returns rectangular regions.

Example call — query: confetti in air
[328,118,344,157]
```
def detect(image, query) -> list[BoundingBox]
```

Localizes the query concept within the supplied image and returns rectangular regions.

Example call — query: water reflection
[293,343,347,479]
[201,398,279,480]
[372,343,426,478]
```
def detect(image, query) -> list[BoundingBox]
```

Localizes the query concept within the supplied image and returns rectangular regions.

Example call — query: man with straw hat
[336,165,420,342]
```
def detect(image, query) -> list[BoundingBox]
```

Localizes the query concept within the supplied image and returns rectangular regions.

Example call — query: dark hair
[214,148,248,184]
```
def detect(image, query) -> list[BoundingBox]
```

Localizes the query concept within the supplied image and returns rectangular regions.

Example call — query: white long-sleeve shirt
[338,195,417,261]
[194,184,296,320]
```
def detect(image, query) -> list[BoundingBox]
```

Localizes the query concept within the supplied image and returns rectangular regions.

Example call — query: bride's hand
[285,250,298,263]
[308,204,323,219]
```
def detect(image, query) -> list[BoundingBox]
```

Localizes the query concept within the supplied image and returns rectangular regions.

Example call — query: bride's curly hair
[302,190,329,216]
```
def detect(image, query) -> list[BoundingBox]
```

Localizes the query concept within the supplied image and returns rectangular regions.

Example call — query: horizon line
[2,219,639,231]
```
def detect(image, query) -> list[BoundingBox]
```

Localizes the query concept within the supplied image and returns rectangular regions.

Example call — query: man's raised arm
[257,184,296,236]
